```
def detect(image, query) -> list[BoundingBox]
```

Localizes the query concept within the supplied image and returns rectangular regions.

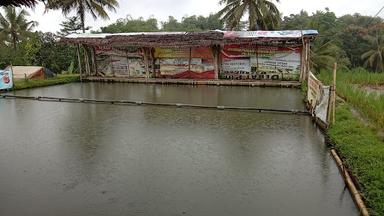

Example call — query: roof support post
[83,45,91,77]
[212,45,220,80]
[142,47,150,78]
[77,44,83,82]
[90,46,97,76]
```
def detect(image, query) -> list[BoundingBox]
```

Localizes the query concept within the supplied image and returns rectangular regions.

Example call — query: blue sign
[0,69,13,90]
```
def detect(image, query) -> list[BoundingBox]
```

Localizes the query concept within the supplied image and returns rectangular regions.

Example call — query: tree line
[0,0,383,73]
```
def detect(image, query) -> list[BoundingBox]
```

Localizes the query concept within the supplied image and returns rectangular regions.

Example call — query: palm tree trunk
[12,36,17,51]
[81,13,85,33]
[79,5,85,33]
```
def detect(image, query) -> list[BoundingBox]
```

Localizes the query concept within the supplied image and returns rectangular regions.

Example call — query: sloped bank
[326,103,384,216]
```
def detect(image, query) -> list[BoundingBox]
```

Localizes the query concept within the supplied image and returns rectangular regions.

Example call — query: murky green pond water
[0,83,357,215]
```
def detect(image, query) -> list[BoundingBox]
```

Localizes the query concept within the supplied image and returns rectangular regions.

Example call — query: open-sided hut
[60,30,318,82]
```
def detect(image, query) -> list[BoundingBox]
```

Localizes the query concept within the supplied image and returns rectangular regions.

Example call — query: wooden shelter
[60,30,318,82]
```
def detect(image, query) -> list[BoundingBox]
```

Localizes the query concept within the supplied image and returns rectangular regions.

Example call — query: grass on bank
[329,103,384,216]
[13,74,80,90]
[318,69,384,129]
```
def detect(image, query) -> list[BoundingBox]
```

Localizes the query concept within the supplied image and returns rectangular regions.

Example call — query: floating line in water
[0,94,309,116]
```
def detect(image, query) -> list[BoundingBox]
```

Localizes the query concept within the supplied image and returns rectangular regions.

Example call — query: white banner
[222,58,251,73]
[308,72,330,125]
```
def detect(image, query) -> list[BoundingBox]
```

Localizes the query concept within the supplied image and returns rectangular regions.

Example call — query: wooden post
[188,47,191,71]
[91,47,97,76]
[77,44,83,82]
[299,32,305,83]
[305,40,310,80]
[152,48,156,78]
[212,45,220,80]
[85,46,91,77]
[327,62,337,126]
[126,51,130,77]
[143,48,150,78]
[332,62,337,125]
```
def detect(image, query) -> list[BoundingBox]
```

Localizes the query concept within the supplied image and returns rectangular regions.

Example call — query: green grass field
[318,69,384,129]
[329,103,384,215]
[317,69,384,215]
[13,74,80,90]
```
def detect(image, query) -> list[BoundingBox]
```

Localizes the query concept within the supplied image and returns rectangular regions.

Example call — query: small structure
[60,30,318,83]
[7,66,45,80]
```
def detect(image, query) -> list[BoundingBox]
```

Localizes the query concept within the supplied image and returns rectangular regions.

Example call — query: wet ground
[0,83,357,215]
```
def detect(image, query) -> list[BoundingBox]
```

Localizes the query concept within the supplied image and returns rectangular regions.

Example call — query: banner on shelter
[221,44,301,80]
[156,58,214,79]
[154,47,213,59]
[0,69,13,90]
[95,46,147,77]
[308,72,330,125]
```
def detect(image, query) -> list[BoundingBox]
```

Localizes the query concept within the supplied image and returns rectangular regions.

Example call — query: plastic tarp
[308,72,330,125]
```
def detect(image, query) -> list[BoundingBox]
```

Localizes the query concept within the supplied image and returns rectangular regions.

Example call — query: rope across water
[0,94,309,116]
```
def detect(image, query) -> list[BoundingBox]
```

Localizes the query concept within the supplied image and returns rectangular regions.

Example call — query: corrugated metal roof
[64,30,318,40]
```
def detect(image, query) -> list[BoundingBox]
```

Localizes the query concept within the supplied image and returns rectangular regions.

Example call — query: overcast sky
[23,0,384,33]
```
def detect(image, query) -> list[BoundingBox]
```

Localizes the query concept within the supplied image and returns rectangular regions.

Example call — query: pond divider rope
[0,94,309,116]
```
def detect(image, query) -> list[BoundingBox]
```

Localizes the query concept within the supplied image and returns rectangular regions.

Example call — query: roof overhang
[59,30,319,47]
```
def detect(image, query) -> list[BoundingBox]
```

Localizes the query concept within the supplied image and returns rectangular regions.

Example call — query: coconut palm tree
[0,6,37,51]
[361,33,384,72]
[218,0,281,31]
[46,0,119,33]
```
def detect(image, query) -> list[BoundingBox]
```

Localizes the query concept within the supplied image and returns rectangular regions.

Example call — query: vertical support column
[212,45,220,80]
[77,44,83,82]
[151,48,156,78]
[83,45,91,77]
[188,47,192,71]
[299,41,305,83]
[90,46,97,76]
[143,47,150,78]
[332,62,337,125]
[305,39,310,81]
[327,62,338,126]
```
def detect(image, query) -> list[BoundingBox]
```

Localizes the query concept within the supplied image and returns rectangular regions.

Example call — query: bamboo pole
[188,47,192,72]
[299,30,305,83]
[331,149,369,216]
[91,47,97,76]
[332,62,337,125]
[83,46,91,77]
[212,45,220,80]
[76,44,83,82]
[144,48,150,78]
[305,39,310,81]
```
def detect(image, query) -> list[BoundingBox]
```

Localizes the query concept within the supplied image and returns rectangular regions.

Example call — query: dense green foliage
[100,14,224,33]
[13,74,79,90]
[319,69,384,128]
[0,9,78,73]
[281,9,384,72]
[328,103,384,215]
